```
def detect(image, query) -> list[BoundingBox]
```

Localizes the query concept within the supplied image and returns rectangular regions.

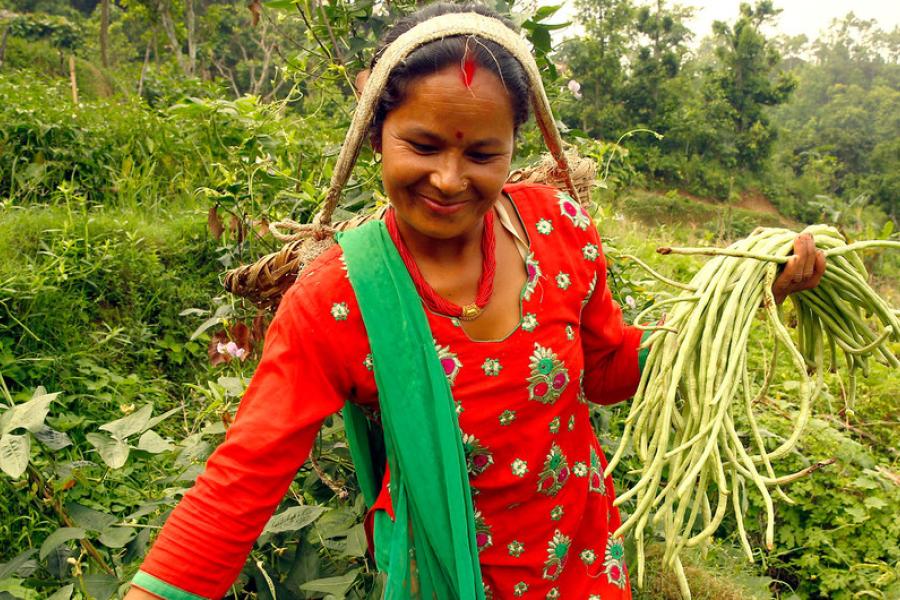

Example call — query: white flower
[573,461,588,477]
[625,295,637,308]
[567,79,582,100]
[217,341,246,360]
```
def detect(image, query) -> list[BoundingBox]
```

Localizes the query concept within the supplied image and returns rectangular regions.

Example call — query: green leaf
[264,0,297,9]
[844,504,868,523]
[863,496,888,510]
[344,523,368,557]
[98,526,135,548]
[46,584,74,600]
[87,432,130,469]
[0,549,36,580]
[1,391,58,434]
[145,407,180,431]
[82,574,118,600]
[39,527,85,559]
[263,505,328,534]
[137,430,174,454]
[299,569,360,596]
[533,4,561,20]
[99,404,153,440]
[0,433,31,479]
[33,425,72,451]
[64,502,117,532]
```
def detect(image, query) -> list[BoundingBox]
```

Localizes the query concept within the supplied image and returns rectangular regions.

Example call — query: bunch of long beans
[606,225,899,599]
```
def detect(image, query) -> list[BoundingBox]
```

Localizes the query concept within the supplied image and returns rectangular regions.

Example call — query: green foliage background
[0,0,898,598]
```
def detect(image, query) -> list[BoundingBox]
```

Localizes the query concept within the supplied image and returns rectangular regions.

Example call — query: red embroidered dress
[137,183,643,599]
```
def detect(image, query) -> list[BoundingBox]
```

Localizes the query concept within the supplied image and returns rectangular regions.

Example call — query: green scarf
[337,221,485,600]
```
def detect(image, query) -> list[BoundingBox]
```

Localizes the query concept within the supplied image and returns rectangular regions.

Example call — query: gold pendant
[460,304,483,320]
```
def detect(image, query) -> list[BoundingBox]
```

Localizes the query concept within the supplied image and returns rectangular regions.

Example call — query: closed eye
[409,141,438,154]
[468,151,498,163]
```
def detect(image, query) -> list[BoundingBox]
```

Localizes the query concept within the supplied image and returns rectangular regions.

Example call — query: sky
[553,0,900,44]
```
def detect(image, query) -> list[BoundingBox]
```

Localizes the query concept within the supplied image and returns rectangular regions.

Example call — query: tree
[557,0,635,139]
[623,0,693,128]
[709,1,795,171]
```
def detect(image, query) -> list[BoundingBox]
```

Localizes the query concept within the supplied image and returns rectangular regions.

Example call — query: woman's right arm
[126,282,349,600]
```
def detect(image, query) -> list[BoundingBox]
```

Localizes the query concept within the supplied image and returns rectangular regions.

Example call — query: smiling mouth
[418,193,467,214]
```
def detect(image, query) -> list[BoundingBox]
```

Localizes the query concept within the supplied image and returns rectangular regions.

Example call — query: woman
[126,4,824,599]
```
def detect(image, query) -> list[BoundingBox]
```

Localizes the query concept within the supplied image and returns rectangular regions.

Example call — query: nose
[429,153,469,197]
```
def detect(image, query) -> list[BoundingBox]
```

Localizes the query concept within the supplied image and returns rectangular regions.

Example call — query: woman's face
[378,64,516,243]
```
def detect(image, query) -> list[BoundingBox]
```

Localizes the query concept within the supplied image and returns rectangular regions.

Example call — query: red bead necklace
[386,207,496,321]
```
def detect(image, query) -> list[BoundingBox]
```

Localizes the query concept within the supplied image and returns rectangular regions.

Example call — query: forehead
[385,65,516,138]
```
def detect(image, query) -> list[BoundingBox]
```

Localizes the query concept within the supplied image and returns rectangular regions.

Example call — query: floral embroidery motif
[434,342,462,385]
[481,358,502,377]
[580,548,597,565]
[548,416,560,434]
[511,459,529,477]
[582,243,599,261]
[450,318,461,328]
[542,529,572,581]
[499,410,516,426]
[528,344,570,405]
[363,353,373,371]
[589,446,606,495]
[474,510,493,553]
[483,583,494,600]
[565,324,575,341]
[546,588,560,599]
[604,536,628,589]
[513,582,529,597]
[537,442,570,496]
[573,461,588,477]
[536,218,553,235]
[550,505,564,521]
[523,253,542,301]
[508,540,525,557]
[568,415,576,431]
[583,272,598,306]
[589,596,602,600]
[330,302,349,321]
[557,191,590,230]
[522,313,539,332]
[463,433,494,477]
[555,272,571,290]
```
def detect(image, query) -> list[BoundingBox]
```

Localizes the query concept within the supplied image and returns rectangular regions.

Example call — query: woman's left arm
[579,238,646,406]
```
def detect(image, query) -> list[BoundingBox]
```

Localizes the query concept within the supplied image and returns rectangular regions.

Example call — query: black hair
[368,2,531,147]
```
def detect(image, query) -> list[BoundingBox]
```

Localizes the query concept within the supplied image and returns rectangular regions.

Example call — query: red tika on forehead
[461,56,477,88]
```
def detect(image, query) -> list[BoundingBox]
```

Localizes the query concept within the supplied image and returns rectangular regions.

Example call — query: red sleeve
[580,229,644,405]
[139,281,348,598]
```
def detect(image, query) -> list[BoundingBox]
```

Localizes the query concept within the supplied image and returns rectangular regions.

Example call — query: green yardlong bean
[608,226,898,600]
